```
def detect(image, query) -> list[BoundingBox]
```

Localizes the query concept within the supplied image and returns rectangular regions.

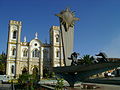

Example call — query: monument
[56,8,79,66]
[53,8,120,87]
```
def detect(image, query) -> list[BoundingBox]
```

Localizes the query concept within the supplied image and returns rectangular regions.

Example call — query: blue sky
[0,0,120,58]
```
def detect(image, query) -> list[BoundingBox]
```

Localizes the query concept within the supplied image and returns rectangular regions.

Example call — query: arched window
[32,49,39,57]
[56,34,59,42]
[12,48,16,56]
[23,49,28,57]
[56,50,60,58]
[11,65,14,74]
[13,31,17,39]
[33,67,38,75]
[33,67,39,79]
[22,68,28,74]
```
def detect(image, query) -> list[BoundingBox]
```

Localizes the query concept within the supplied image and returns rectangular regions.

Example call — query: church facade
[6,20,64,78]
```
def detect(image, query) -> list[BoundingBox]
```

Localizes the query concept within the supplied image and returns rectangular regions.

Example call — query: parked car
[107,72,115,77]
[0,75,11,83]
[104,72,115,77]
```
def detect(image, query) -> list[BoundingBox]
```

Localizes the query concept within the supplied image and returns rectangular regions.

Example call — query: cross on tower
[35,32,38,39]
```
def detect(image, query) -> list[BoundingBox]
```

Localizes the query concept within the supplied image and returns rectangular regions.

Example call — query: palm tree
[82,55,94,65]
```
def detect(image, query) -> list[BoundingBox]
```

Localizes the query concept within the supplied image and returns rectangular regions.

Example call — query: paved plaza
[70,83,120,90]
[0,84,11,90]
[39,78,120,90]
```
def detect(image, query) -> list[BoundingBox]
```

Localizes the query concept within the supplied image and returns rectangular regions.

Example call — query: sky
[0,0,120,58]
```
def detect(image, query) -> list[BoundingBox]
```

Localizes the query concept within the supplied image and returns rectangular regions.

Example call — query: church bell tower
[6,20,22,77]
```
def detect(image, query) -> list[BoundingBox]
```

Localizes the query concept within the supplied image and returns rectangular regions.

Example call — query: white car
[107,73,115,77]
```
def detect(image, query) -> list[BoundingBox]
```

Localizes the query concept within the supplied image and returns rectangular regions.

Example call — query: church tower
[6,20,22,77]
[50,26,64,67]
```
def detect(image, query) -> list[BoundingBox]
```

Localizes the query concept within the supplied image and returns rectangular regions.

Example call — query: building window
[11,65,14,74]
[23,49,28,57]
[22,68,28,74]
[12,48,16,56]
[56,34,59,42]
[56,50,60,58]
[13,31,17,39]
[32,49,39,57]
[34,43,37,46]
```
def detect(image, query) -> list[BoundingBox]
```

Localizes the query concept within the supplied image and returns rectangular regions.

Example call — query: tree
[0,52,6,74]
[18,73,36,90]
[0,52,6,61]
[0,62,5,74]
[82,55,94,65]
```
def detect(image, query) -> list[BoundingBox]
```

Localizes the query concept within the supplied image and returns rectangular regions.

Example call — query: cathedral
[6,20,64,79]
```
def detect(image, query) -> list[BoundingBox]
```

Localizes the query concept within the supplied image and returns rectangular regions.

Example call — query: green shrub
[55,78,64,90]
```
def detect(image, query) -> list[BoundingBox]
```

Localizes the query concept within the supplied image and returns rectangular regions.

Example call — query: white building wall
[10,44,16,57]
[29,39,41,59]
[8,63,15,76]
[21,45,28,59]
[9,25,17,42]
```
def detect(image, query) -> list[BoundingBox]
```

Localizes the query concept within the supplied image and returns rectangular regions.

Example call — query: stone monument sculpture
[56,8,79,66]
[53,8,120,87]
